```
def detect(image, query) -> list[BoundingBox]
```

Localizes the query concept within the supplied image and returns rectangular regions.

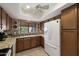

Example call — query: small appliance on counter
[0,30,7,41]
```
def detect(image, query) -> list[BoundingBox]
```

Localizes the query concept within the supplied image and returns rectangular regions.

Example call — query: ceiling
[0,3,74,22]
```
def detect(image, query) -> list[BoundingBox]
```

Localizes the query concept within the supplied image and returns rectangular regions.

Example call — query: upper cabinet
[2,9,7,30]
[6,14,12,30]
[61,5,77,29]
[0,7,12,30]
[0,7,1,29]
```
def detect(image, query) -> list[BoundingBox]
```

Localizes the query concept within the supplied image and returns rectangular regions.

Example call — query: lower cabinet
[23,38,30,50]
[30,36,41,48]
[40,36,44,48]
[78,30,79,56]
[16,36,42,52]
[36,36,41,46]
[61,30,77,56]
[16,38,24,52]
[30,37,37,48]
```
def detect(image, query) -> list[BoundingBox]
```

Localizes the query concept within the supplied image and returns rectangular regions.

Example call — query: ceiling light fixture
[26,5,30,9]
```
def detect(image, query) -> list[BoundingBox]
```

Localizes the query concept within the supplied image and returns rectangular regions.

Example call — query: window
[29,27,36,33]
[18,23,36,35]
[29,23,36,33]
[20,26,28,34]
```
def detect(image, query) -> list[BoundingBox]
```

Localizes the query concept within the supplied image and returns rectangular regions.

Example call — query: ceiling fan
[35,4,49,10]
[21,4,50,18]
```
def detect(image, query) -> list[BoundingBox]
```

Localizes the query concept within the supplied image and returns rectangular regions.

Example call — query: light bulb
[26,5,30,9]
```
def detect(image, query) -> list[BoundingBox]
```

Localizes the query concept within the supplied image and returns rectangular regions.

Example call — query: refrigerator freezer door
[45,43,60,56]
[44,19,60,56]
[44,19,60,46]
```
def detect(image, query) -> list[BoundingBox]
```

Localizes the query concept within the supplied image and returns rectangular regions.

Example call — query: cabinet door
[16,39,19,52]
[16,38,24,52]
[61,5,77,29]
[23,38,30,50]
[6,14,11,30]
[78,30,79,56]
[0,7,1,29]
[36,36,40,46]
[61,30,77,56]
[40,36,44,48]
[77,4,79,29]
[30,37,37,48]
[2,9,7,30]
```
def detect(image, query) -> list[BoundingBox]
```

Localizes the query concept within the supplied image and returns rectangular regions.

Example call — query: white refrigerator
[44,19,60,56]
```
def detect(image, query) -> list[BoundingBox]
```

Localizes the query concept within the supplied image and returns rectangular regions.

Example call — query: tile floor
[16,47,48,56]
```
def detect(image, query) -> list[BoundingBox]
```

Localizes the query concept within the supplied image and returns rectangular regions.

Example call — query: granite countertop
[14,34,44,39]
[0,37,16,50]
[0,34,44,50]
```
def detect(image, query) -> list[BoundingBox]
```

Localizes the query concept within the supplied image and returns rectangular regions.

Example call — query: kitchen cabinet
[23,37,30,50]
[9,17,12,30]
[36,36,40,46]
[6,14,9,30]
[61,4,79,56]
[16,36,41,52]
[40,36,44,48]
[16,38,24,52]
[6,14,12,30]
[78,4,79,55]
[2,9,7,30]
[30,37,37,48]
[61,5,77,30]
[0,7,12,30]
[0,7,1,29]
[30,36,41,48]
[61,30,77,56]
[78,30,79,56]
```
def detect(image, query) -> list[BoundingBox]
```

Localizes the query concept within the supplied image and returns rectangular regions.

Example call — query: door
[0,7,1,29]
[2,9,6,30]
[30,37,37,48]
[61,30,77,56]
[16,38,24,52]
[40,36,44,48]
[36,36,40,46]
[61,5,77,29]
[78,30,79,55]
[23,37,30,50]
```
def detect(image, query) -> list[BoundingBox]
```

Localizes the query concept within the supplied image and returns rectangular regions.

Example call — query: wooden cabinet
[30,36,41,48]
[61,5,77,30]
[36,36,40,46]
[0,7,12,30]
[61,30,77,56]
[61,4,78,56]
[16,36,41,52]
[30,37,37,48]
[23,38,30,50]
[76,4,79,29]
[16,38,24,52]
[40,36,44,48]
[2,9,7,30]
[6,14,12,30]
[0,7,1,27]
[78,30,79,55]
[6,14,9,30]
